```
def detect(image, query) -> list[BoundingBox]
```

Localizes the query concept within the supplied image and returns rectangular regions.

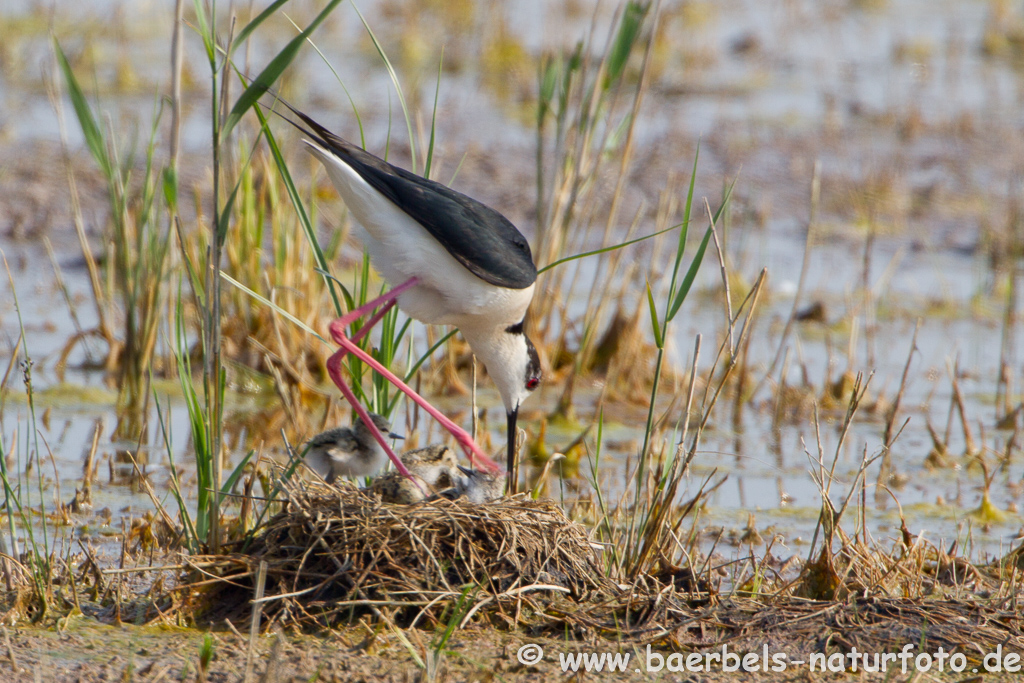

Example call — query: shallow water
[1,0,1023,562]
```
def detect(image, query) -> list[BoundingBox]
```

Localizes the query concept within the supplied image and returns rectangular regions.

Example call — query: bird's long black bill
[507,408,519,494]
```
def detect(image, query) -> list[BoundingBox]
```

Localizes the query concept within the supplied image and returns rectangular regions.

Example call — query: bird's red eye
[526,377,540,391]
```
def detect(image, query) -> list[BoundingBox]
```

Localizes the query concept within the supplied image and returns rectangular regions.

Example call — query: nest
[182,479,612,629]
[163,480,1024,653]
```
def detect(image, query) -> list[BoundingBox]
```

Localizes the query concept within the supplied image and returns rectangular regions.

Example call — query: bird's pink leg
[326,344,502,474]
[325,351,418,483]
[325,278,421,485]
[326,278,503,475]
[338,277,422,341]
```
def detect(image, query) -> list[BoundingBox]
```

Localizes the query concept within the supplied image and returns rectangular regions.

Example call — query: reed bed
[138,473,1024,657]
[3,3,1024,678]
[595,594,1024,655]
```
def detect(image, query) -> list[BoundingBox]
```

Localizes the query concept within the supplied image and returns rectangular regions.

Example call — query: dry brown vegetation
[2,0,1024,680]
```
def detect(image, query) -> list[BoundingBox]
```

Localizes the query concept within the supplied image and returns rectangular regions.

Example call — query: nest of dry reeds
[179,479,613,630]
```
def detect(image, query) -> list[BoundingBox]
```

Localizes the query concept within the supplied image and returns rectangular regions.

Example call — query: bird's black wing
[286,108,537,290]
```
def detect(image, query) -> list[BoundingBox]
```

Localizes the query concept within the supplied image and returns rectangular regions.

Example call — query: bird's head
[455,464,505,503]
[462,321,541,410]
[465,321,541,478]
[364,412,404,441]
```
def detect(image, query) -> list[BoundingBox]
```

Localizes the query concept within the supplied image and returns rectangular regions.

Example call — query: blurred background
[2,0,1024,563]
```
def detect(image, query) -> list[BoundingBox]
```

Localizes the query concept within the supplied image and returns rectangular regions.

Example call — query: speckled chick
[367,470,430,504]
[399,444,460,488]
[304,413,403,483]
[452,465,505,503]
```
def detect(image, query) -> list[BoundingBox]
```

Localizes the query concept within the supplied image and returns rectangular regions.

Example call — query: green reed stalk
[1,255,51,613]
[182,0,345,550]
[54,43,173,439]
[623,152,734,571]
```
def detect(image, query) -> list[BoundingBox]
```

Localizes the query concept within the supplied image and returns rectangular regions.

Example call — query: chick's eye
[526,377,540,391]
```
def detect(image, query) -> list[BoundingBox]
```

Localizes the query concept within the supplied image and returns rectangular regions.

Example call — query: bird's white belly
[314,144,534,329]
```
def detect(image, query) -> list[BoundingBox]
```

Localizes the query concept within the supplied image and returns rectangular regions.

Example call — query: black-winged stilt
[368,470,430,504]
[368,444,459,503]
[303,412,403,483]
[398,444,461,489]
[284,107,542,491]
[452,464,505,503]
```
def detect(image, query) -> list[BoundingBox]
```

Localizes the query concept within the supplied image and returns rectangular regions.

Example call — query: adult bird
[282,105,542,491]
